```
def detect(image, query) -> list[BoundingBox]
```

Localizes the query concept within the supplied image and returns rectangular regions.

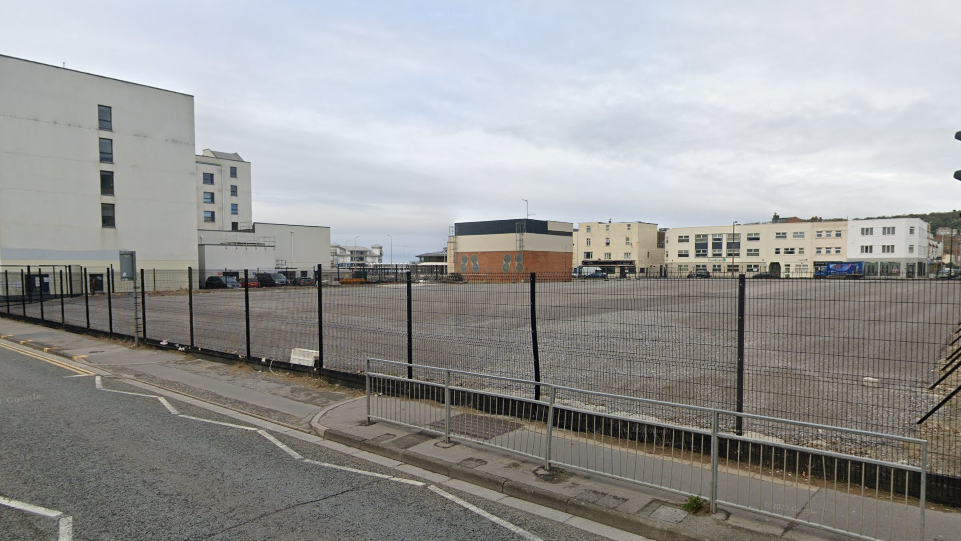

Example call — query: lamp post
[731,221,738,277]
[387,234,393,265]
[522,199,529,219]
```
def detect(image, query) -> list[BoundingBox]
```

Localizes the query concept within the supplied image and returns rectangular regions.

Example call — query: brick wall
[452,250,572,282]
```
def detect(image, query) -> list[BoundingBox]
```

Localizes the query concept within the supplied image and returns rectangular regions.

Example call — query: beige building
[196,150,252,232]
[446,219,573,281]
[664,218,849,277]
[572,221,665,278]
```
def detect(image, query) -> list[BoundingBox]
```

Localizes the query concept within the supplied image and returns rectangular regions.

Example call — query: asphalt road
[0,347,628,541]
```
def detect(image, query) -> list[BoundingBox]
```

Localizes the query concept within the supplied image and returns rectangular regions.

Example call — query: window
[100,171,114,196]
[605,238,610,246]
[586,226,591,233]
[677,250,690,258]
[835,230,842,238]
[677,235,690,243]
[101,203,115,227]
[816,247,822,254]
[203,172,214,185]
[727,264,739,273]
[712,264,722,272]
[230,166,237,178]
[825,230,833,237]
[909,226,915,235]
[231,203,238,215]
[604,252,611,260]
[230,185,238,197]
[882,227,896,235]
[678,265,689,272]
[99,138,113,163]
[695,234,708,242]
[909,245,915,254]
[882,245,895,253]
[204,211,215,223]
[584,252,593,259]
[626,224,631,230]
[586,238,591,246]
[861,245,873,254]
[835,247,842,254]
[746,248,759,257]
[775,232,787,239]
[816,231,823,238]
[793,231,805,239]
[798,248,804,254]
[98,105,112,131]
[784,248,796,255]
[861,227,873,236]
[231,222,239,231]
[746,264,760,272]
[774,248,781,254]
[625,237,631,245]
[203,192,215,204]
[695,248,707,257]
[726,249,740,257]
[623,252,631,259]
[747,232,760,241]
[605,225,610,231]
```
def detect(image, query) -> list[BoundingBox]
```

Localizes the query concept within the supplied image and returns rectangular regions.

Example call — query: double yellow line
[0,341,95,376]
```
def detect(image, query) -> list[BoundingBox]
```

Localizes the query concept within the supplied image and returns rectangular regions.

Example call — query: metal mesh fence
[2,266,961,503]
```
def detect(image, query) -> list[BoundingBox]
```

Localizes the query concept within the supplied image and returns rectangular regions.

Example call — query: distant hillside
[863,210,961,233]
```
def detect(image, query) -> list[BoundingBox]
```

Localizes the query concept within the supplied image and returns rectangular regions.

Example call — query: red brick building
[446,219,573,282]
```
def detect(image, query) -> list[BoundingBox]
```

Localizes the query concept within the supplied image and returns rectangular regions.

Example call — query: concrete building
[416,251,448,268]
[572,221,665,278]
[330,244,384,266]
[847,218,931,278]
[255,222,331,272]
[196,149,252,231]
[0,54,198,271]
[447,219,573,281]
[664,218,849,277]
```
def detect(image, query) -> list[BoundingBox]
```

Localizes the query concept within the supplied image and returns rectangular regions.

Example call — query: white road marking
[257,429,304,459]
[0,494,73,541]
[156,397,179,415]
[64,374,96,378]
[94,375,102,389]
[301,459,426,486]
[428,486,544,541]
[178,415,258,431]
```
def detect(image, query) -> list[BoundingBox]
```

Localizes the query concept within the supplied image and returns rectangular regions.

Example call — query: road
[0,345,631,541]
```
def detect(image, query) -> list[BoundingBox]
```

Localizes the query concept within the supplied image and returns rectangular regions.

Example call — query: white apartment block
[331,244,384,266]
[572,221,665,277]
[847,218,931,278]
[0,54,198,270]
[196,149,252,231]
[664,219,849,277]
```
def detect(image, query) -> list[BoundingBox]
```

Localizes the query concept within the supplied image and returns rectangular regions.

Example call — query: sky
[3,1,961,261]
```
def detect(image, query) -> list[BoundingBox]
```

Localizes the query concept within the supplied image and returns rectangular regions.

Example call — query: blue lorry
[813,262,864,279]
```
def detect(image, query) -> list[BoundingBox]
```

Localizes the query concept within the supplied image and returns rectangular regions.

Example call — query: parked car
[687,269,711,278]
[752,272,779,279]
[584,271,607,279]
[204,276,241,289]
[238,276,260,288]
[295,277,316,286]
[256,272,290,287]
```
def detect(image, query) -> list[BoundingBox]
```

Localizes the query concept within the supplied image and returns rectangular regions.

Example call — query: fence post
[140,268,147,341]
[406,271,413,379]
[365,358,371,424]
[444,369,451,444]
[545,385,556,470]
[107,268,114,337]
[530,272,541,401]
[316,264,323,372]
[20,270,26,317]
[59,269,65,326]
[187,267,195,348]
[710,410,720,513]
[4,270,9,315]
[735,274,746,435]
[67,266,73,296]
[920,441,927,541]
[152,268,156,293]
[38,267,45,321]
[83,268,90,329]
[244,269,251,360]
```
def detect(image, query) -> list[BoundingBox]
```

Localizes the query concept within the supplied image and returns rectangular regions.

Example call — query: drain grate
[429,413,522,440]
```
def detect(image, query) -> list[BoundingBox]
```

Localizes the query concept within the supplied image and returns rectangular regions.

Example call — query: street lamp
[522,199,529,219]
[386,234,393,265]
[731,221,738,276]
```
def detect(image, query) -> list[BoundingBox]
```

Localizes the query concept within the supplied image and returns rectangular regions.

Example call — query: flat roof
[0,54,193,98]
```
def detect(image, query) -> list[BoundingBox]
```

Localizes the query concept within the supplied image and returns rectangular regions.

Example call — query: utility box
[289,348,319,367]
[119,251,137,282]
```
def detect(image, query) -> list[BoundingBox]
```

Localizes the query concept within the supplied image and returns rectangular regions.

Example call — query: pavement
[1,316,959,541]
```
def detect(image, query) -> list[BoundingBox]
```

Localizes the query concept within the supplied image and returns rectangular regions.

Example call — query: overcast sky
[3,1,961,260]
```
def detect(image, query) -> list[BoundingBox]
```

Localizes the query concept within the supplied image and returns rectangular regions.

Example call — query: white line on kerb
[428,486,543,541]
[0,494,73,541]
[301,459,426,486]
[178,415,258,431]
[257,430,304,460]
